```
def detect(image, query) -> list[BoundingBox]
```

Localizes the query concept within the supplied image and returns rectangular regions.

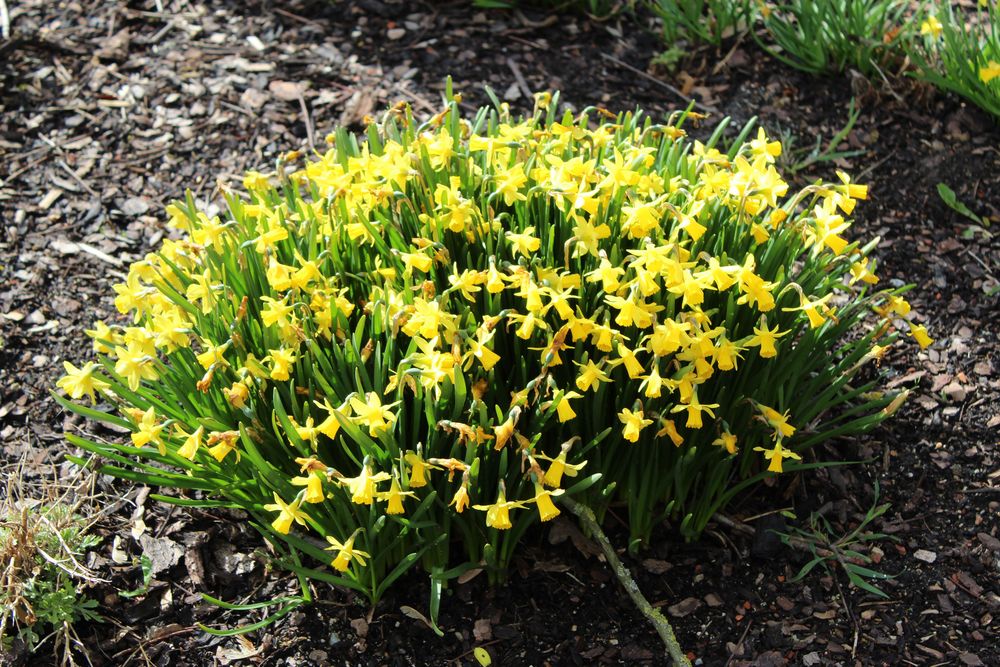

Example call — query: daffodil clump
[912,1,1000,120]
[58,88,928,607]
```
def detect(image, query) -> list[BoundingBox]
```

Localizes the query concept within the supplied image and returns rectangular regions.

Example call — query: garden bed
[1,1,998,665]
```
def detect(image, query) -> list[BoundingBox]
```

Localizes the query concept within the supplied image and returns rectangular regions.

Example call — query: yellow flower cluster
[60,96,928,560]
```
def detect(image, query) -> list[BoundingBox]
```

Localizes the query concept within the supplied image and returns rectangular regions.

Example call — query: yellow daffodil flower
[574,358,611,392]
[57,361,110,404]
[264,491,310,534]
[403,448,437,488]
[207,431,241,462]
[981,61,1000,84]
[619,408,653,442]
[349,392,398,437]
[177,425,204,460]
[131,407,166,454]
[325,530,370,572]
[745,318,788,358]
[292,472,326,504]
[908,323,933,350]
[712,431,738,455]
[113,344,159,391]
[378,477,416,515]
[670,393,719,429]
[266,347,297,381]
[85,320,120,354]
[536,439,586,488]
[472,484,527,530]
[531,482,564,522]
[656,418,685,447]
[450,472,472,513]
[754,402,796,439]
[753,440,801,473]
[920,16,943,38]
[340,462,391,505]
[505,227,541,258]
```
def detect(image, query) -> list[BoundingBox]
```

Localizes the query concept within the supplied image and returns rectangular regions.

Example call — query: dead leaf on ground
[215,636,261,664]
[400,605,437,633]
[138,534,184,575]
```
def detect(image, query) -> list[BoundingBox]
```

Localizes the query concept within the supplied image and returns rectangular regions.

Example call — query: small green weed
[937,182,989,227]
[1,467,104,666]
[774,98,865,178]
[778,482,896,599]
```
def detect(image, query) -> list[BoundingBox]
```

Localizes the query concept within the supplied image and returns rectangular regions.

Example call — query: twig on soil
[298,94,315,152]
[711,34,747,76]
[599,53,719,116]
[273,7,324,29]
[76,242,126,268]
[6,150,55,185]
[506,57,534,102]
[138,20,176,47]
[724,619,753,667]
[561,496,692,666]
[57,159,98,196]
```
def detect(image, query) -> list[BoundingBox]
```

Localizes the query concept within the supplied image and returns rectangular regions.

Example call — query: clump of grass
[1,462,103,666]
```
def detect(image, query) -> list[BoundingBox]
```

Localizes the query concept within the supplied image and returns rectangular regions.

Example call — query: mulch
[1,1,998,665]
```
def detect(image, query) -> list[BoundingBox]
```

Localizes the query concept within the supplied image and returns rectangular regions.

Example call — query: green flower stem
[561,495,692,666]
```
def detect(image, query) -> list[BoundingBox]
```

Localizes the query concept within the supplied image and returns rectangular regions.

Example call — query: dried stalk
[561,496,692,667]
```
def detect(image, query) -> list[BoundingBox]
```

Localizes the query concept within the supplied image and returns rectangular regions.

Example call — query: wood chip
[667,597,702,617]
[977,532,1000,552]
[473,618,492,642]
[39,187,64,210]
[641,558,672,574]
[350,617,369,638]
[268,80,305,102]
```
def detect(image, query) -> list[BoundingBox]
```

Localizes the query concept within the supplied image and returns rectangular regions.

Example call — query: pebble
[121,196,150,216]
[977,532,1000,552]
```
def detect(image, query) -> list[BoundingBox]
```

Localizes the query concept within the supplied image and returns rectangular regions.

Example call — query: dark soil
[1,1,998,666]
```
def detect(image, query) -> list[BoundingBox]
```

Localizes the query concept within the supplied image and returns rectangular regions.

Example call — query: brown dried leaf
[400,605,436,632]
